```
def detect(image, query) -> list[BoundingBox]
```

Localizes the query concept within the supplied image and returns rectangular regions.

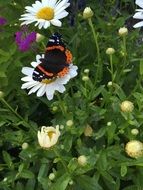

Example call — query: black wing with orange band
[32,33,72,82]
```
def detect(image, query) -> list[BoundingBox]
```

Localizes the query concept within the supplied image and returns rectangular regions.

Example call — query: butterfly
[32,33,72,82]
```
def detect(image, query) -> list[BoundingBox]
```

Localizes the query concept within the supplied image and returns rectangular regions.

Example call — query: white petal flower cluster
[20,0,70,29]
[133,0,143,28]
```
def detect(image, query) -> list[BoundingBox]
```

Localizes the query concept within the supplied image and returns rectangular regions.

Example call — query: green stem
[53,148,69,173]
[56,93,67,116]
[110,55,114,82]
[1,98,24,121]
[88,18,101,83]
[1,98,36,132]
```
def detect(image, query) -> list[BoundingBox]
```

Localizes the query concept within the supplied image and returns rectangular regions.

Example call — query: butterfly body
[32,33,72,82]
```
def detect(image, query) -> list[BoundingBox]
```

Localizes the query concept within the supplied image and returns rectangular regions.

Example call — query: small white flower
[133,0,143,28]
[38,125,60,149]
[21,54,78,100]
[19,0,70,29]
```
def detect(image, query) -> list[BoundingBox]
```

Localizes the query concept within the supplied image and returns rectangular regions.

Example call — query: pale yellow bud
[52,106,58,112]
[48,173,55,180]
[36,33,44,42]
[82,76,89,81]
[106,48,115,55]
[120,101,134,113]
[83,7,94,19]
[118,27,128,37]
[84,69,90,74]
[107,122,112,126]
[22,142,29,150]
[107,81,113,87]
[125,140,143,158]
[78,155,87,166]
[69,180,74,185]
[0,91,4,99]
[66,120,73,127]
[84,125,93,137]
[131,129,139,135]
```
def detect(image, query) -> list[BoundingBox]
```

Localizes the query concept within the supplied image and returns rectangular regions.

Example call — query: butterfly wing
[32,49,69,82]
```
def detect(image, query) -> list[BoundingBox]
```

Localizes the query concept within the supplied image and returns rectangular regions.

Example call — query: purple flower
[15,31,36,52]
[0,17,7,25]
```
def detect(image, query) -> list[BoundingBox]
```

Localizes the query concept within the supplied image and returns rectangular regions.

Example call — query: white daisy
[21,54,78,100]
[19,0,70,29]
[133,0,143,28]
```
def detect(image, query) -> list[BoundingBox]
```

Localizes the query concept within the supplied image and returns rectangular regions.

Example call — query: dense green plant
[1,0,143,190]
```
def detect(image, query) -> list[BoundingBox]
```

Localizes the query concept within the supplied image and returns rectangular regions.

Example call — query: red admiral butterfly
[32,33,72,82]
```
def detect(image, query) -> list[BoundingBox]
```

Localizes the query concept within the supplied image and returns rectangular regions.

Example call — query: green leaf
[19,170,34,179]
[2,151,14,170]
[64,134,73,152]
[25,179,36,190]
[50,173,71,190]
[76,175,103,190]
[120,164,127,177]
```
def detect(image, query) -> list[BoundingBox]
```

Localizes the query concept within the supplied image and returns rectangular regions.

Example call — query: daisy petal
[133,21,143,28]
[50,19,62,27]
[22,67,34,76]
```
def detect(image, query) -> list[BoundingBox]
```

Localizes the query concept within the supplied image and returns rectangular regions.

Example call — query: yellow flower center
[48,131,56,140]
[42,78,56,84]
[36,7,54,20]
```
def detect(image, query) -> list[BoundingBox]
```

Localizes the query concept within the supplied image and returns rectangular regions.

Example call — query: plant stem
[110,54,114,82]
[88,18,101,83]
[53,148,69,173]
[0,98,36,132]
[56,93,67,116]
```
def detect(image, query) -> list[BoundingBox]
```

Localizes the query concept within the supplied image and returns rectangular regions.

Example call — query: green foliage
[0,0,143,190]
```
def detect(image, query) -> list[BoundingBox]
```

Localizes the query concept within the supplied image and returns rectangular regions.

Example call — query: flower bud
[131,129,139,136]
[106,48,115,55]
[107,122,112,126]
[78,155,87,166]
[52,106,58,112]
[125,140,143,158]
[118,27,128,37]
[0,91,4,99]
[83,7,94,19]
[84,125,93,137]
[107,81,113,87]
[48,173,55,180]
[120,100,134,113]
[69,180,74,185]
[22,142,29,150]
[84,69,90,74]
[60,125,64,130]
[36,33,44,42]
[66,120,73,127]
[82,76,89,81]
